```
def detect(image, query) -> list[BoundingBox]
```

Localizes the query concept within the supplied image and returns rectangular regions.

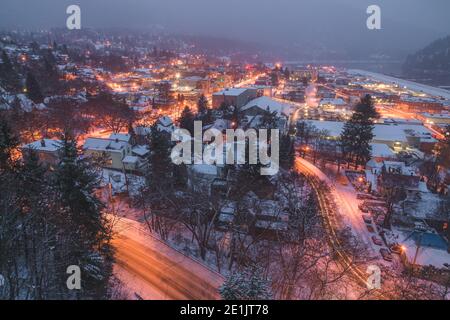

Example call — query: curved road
[112,218,224,300]
[295,158,376,289]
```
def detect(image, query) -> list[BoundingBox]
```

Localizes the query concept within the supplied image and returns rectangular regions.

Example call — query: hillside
[403,36,450,88]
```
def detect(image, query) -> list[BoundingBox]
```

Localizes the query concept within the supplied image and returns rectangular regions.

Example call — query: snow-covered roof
[132,145,150,157]
[22,139,62,153]
[83,137,127,152]
[213,88,249,97]
[241,96,294,117]
[370,143,395,158]
[220,201,237,215]
[158,116,173,127]
[203,119,229,132]
[16,94,37,112]
[109,133,131,143]
[373,125,410,143]
[401,95,439,104]
[122,156,139,164]
[134,126,151,136]
[400,230,450,269]
[382,160,417,176]
[319,98,346,106]
[305,120,343,137]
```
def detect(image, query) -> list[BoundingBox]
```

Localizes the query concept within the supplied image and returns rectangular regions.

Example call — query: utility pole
[412,232,423,266]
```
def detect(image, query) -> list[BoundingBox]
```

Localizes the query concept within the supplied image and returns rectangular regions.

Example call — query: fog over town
[1,0,450,59]
[0,0,449,304]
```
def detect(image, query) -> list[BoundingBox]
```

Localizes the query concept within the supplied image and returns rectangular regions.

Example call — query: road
[294,158,377,288]
[112,218,224,300]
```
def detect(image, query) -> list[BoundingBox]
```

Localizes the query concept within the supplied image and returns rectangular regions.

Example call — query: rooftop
[241,96,294,117]
[22,139,62,153]
[213,87,249,97]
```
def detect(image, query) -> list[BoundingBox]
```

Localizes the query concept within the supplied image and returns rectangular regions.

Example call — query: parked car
[380,248,393,261]
[362,215,372,224]
[372,236,383,246]
[366,224,375,233]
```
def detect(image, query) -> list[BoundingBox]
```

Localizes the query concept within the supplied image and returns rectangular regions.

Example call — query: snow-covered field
[347,69,450,100]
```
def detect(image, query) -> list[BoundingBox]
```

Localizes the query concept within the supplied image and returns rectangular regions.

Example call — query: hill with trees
[403,35,450,87]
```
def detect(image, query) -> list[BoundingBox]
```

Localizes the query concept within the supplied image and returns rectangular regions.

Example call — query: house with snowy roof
[156,116,175,134]
[83,133,134,171]
[212,87,258,109]
[240,96,295,135]
[21,139,63,166]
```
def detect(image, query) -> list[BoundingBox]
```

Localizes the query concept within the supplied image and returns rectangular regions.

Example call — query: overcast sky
[1,0,449,55]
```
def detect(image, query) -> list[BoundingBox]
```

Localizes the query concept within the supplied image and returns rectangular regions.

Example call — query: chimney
[40,139,46,147]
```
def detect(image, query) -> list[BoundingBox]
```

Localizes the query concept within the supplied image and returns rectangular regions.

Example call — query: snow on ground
[100,169,145,197]
[388,227,450,270]
[296,158,391,265]
[348,69,450,100]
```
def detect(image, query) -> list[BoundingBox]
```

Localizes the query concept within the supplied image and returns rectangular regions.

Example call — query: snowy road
[295,158,383,256]
[112,218,224,300]
[294,157,392,293]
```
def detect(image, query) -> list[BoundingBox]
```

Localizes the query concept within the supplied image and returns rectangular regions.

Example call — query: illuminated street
[112,218,224,300]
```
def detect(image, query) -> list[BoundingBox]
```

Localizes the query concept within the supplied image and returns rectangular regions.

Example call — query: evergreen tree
[0,50,20,92]
[283,67,290,80]
[145,124,174,192]
[55,132,105,240]
[220,268,273,300]
[26,72,44,103]
[270,72,279,87]
[219,99,230,113]
[30,41,39,53]
[197,94,208,115]
[219,100,239,125]
[340,95,378,168]
[260,107,278,129]
[428,125,450,190]
[179,106,196,134]
[435,125,450,169]
[280,135,295,170]
[54,132,112,298]
[62,44,69,55]
[356,94,380,121]
[1,50,13,72]
[0,114,19,171]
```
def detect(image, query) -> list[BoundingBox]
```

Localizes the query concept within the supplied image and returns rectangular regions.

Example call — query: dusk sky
[1,0,450,55]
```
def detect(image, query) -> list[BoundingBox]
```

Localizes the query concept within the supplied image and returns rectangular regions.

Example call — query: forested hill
[403,35,450,87]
